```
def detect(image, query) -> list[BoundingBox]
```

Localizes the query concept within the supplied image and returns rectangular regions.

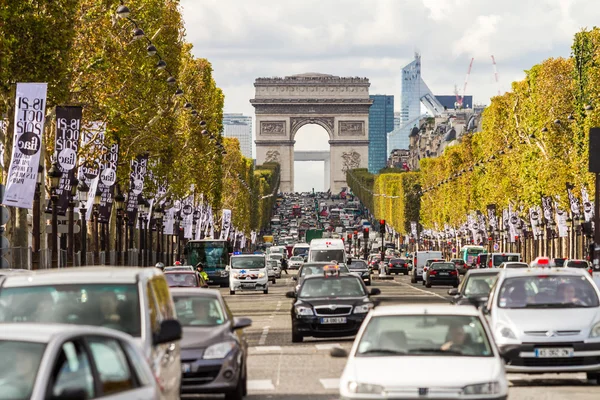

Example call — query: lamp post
[154,205,163,264]
[77,180,89,266]
[578,215,585,259]
[48,161,63,268]
[32,165,43,270]
[93,188,102,264]
[115,188,125,266]
[138,198,149,266]
[67,178,78,266]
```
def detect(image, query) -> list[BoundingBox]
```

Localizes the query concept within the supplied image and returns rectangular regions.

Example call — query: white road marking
[391,279,447,300]
[315,343,341,350]
[248,379,275,391]
[258,326,270,345]
[254,345,282,352]
[319,378,340,390]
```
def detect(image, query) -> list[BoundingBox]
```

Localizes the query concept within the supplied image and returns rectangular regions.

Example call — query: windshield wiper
[409,348,463,355]
[523,302,584,308]
[360,348,407,355]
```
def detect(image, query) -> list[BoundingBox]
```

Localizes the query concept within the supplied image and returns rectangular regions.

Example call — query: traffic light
[364,227,369,239]
[379,219,386,234]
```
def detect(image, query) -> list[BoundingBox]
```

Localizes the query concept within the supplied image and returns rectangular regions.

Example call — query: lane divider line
[389,279,447,300]
[258,326,270,346]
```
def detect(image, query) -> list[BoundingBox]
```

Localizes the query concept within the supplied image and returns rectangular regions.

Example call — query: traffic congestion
[0,190,599,399]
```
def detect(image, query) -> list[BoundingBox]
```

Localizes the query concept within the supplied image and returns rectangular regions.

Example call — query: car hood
[180,324,231,349]
[345,356,503,388]
[497,308,600,333]
[298,297,368,307]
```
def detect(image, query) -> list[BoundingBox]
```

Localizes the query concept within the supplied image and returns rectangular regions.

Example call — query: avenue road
[185,272,600,400]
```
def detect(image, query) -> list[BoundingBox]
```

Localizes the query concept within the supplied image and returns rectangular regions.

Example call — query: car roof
[0,266,160,287]
[303,273,358,281]
[169,288,221,298]
[464,269,500,276]
[0,323,132,343]
[164,270,195,274]
[371,304,481,317]
[500,267,588,278]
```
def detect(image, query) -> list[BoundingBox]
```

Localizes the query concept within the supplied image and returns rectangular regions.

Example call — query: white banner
[529,206,542,238]
[163,207,174,235]
[582,187,594,222]
[220,209,232,240]
[2,83,48,209]
[555,199,569,238]
[182,195,194,239]
[78,122,106,221]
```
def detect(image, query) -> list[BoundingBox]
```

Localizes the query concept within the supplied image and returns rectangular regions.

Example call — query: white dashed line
[258,326,270,345]
[248,379,275,391]
[315,343,342,350]
[391,279,447,300]
[254,346,282,352]
[319,378,340,390]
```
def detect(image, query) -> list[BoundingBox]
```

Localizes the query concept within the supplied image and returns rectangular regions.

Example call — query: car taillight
[404,263,408,267]
[429,270,437,276]
[389,263,393,267]
[488,260,492,267]
[450,270,458,276]
[589,269,593,275]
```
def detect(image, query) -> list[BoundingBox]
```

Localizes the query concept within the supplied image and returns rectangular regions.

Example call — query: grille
[522,357,594,367]
[524,330,581,337]
[314,306,352,316]
[182,365,221,385]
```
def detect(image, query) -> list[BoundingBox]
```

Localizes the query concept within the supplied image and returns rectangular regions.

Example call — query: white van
[292,243,310,258]
[308,238,347,264]
[229,254,269,295]
[487,252,521,268]
[411,250,443,283]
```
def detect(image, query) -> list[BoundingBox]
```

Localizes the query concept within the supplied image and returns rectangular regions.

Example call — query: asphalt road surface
[185,271,600,400]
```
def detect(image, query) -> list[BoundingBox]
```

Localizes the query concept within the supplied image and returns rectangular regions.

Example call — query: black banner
[541,196,554,224]
[54,106,82,215]
[125,154,148,225]
[98,143,119,223]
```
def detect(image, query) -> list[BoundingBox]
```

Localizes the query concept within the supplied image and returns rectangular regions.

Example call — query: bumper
[389,267,409,274]
[206,273,229,286]
[180,350,243,394]
[293,314,367,338]
[499,342,600,373]
[231,280,268,291]
[428,277,460,286]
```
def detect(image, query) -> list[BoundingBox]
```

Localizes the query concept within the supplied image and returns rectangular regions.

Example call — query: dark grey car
[171,288,252,400]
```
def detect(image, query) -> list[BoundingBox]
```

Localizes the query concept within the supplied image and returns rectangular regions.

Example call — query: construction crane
[455,58,474,109]
[491,55,500,95]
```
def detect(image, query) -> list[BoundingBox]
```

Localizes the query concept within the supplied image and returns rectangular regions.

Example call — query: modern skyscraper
[368,95,394,174]
[223,113,253,159]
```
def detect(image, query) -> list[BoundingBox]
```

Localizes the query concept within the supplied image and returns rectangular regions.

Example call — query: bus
[184,239,232,287]
[459,245,486,267]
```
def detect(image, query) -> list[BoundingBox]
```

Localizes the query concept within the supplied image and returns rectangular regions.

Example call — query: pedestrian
[195,263,209,281]
[281,257,289,275]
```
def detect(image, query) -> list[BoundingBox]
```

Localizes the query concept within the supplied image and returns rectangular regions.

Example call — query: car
[498,262,529,269]
[171,289,252,400]
[287,267,380,342]
[424,261,460,288]
[563,259,593,275]
[228,254,269,295]
[266,261,278,284]
[268,259,282,278]
[165,270,209,288]
[347,259,371,286]
[451,258,469,274]
[485,267,600,379]
[412,251,443,283]
[288,256,305,269]
[0,267,183,399]
[552,257,567,267]
[332,304,508,400]
[421,258,445,283]
[448,269,500,307]
[388,258,410,275]
[293,262,351,292]
[0,323,160,400]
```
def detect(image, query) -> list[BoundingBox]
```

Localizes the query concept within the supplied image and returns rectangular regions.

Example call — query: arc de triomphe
[251,73,372,193]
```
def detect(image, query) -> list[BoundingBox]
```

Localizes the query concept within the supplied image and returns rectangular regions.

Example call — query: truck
[305,228,324,245]
[411,250,444,283]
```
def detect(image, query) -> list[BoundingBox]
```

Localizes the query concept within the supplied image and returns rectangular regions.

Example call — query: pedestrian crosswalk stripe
[315,343,342,350]
[253,346,282,352]
[319,378,340,390]
[248,379,275,391]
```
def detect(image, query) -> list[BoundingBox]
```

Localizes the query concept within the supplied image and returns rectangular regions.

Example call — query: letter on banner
[2,83,48,209]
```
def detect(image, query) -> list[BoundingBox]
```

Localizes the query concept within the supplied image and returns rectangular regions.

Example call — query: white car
[486,267,600,379]
[333,304,508,399]
[0,323,160,400]
[229,254,269,294]
[288,256,305,269]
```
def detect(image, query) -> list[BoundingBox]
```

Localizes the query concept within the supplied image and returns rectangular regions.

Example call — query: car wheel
[263,288,269,294]
[224,370,245,400]
[411,273,416,284]
[230,290,235,295]
[272,278,276,284]
[292,328,303,343]
[425,281,432,288]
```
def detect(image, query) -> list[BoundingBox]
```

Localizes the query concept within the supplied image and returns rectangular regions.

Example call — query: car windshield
[299,276,365,298]
[452,260,465,265]
[356,315,492,357]
[493,255,520,266]
[348,261,368,270]
[0,341,45,399]
[566,260,589,268]
[463,274,498,297]
[290,256,303,261]
[165,273,197,287]
[269,254,283,260]
[300,264,349,277]
[0,284,141,336]
[503,263,528,269]
[497,275,600,308]
[173,296,225,327]
[231,257,265,269]
[311,249,345,262]
[431,263,455,270]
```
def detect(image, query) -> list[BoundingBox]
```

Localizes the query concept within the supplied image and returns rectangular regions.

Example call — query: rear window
[391,259,407,264]
[566,261,589,269]
[493,254,520,267]
[432,263,455,270]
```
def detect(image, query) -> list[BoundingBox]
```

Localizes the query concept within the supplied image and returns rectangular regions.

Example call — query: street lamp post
[48,161,63,268]
[32,165,43,270]
[77,180,89,266]
[67,178,78,266]
[138,199,148,266]
[115,188,125,266]
[93,188,102,264]
[154,206,163,264]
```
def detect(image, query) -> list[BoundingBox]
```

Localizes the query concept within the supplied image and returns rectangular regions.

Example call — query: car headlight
[590,321,600,338]
[203,341,236,360]
[496,326,517,339]
[232,273,239,279]
[353,304,372,314]
[295,306,314,316]
[258,272,265,278]
[462,382,500,395]
[347,381,384,394]
[220,270,229,277]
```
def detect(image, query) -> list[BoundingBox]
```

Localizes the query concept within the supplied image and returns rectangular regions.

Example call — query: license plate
[320,317,347,324]
[181,363,191,373]
[439,272,449,276]
[535,348,574,358]
[242,283,255,288]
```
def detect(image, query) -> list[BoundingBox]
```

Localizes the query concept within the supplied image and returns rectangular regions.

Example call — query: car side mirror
[329,347,348,358]
[369,288,381,296]
[481,305,490,315]
[153,319,182,345]
[448,288,459,296]
[53,388,88,400]
[470,297,489,308]
[285,291,296,299]
[233,317,252,330]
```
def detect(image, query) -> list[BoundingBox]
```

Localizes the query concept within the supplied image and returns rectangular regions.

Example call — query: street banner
[182,195,194,239]
[98,143,118,223]
[251,231,257,244]
[529,206,542,238]
[486,204,498,231]
[54,106,82,215]
[79,122,105,221]
[582,187,594,222]
[0,118,9,169]
[477,211,487,240]
[410,221,418,238]
[566,183,581,218]
[220,209,232,240]
[541,196,554,224]
[240,235,246,250]
[125,154,148,225]
[163,207,174,235]
[508,205,520,243]
[555,198,569,238]
[3,83,48,209]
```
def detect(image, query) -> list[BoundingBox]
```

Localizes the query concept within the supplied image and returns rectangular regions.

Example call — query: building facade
[223,113,253,159]
[368,95,394,174]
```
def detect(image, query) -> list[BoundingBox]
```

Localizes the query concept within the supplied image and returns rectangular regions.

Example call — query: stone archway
[251,73,372,193]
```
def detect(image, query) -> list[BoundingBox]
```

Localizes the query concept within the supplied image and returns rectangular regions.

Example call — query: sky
[180,0,600,192]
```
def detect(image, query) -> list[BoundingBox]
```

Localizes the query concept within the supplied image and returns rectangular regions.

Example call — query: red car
[164,271,208,288]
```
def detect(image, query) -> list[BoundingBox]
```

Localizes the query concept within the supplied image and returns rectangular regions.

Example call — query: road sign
[494,243,499,251]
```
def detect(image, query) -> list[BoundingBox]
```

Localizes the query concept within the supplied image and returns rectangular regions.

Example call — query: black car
[425,262,460,288]
[450,258,468,274]
[287,272,380,342]
[171,288,252,400]
[347,259,371,286]
[388,258,410,275]
[448,269,500,307]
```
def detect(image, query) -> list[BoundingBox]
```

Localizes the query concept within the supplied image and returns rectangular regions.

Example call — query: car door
[44,338,96,400]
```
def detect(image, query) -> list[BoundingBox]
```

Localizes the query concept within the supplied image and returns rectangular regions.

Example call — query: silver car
[486,267,600,380]
[0,323,159,399]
